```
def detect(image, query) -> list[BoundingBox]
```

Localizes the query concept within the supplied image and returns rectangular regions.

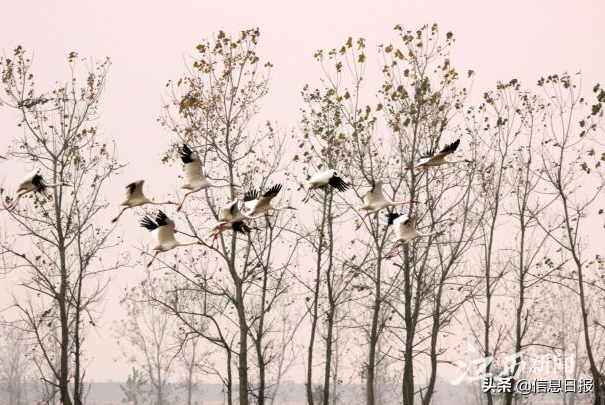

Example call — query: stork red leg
[177,192,192,212]
[111,207,130,223]
[355,212,372,231]
[147,251,159,268]
[7,191,27,211]
[386,242,403,259]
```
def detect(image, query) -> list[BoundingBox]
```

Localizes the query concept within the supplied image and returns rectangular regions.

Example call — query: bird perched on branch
[111,180,176,223]
[243,184,296,217]
[140,210,201,268]
[177,143,239,212]
[7,168,71,211]
[356,180,417,230]
[302,169,349,203]
[385,213,443,259]
[406,139,471,170]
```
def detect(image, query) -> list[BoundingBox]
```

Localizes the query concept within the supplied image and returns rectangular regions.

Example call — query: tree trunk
[307,191,330,405]
[322,305,335,405]
[187,364,193,405]
[422,275,445,405]
[402,246,415,405]
[322,192,335,405]
[235,280,249,405]
[58,205,73,405]
[366,254,382,405]
[226,347,233,405]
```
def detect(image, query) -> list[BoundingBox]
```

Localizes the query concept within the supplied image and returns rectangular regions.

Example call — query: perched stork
[302,169,349,203]
[356,180,417,230]
[7,168,71,211]
[210,200,260,246]
[407,139,471,170]
[140,210,201,267]
[177,143,238,212]
[385,213,443,259]
[243,184,296,217]
[111,180,177,223]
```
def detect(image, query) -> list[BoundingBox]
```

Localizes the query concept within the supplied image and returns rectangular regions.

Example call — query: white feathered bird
[177,143,238,212]
[407,139,471,170]
[140,210,201,267]
[111,180,176,223]
[7,168,71,211]
[385,213,443,259]
[356,180,417,230]
[302,169,349,203]
[210,200,261,246]
[243,184,296,217]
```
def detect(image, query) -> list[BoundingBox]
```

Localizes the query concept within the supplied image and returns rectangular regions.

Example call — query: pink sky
[1,0,604,382]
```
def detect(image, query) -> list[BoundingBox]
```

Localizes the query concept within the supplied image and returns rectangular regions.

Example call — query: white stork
[407,139,471,170]
[385,213,443,259]
[302,169,349,203]
[177,143,238,212]
[111,180,177,223]
[210,200,260,246]
[356,180,417,230]
[243,184,296,217]
[7,168,71,211]
[140,210,201,267]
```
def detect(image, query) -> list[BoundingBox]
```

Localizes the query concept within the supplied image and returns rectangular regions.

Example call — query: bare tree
[0,47,122,405]
[464,79,521,405]
[297,68,355,405]
[121,368,148,405]
[156,28,298,405]
[376,24,481,405]
[538,73,605,405]
[178,335,205,405]
[117,289,180,405]
[497,84,553,405]
[0,325,31,405]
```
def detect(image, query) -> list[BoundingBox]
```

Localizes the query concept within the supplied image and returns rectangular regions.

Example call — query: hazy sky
[1,0,603,382]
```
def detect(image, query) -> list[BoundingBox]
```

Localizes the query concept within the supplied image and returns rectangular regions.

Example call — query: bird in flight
[243,184,296,217]
[111,180,177,223]
[140,210,202,267]
[407,139,471,170]
[385,213,443,259]
[356,180,417,230]
[302,169,349,203]
[177,143,239,212]
[7,168,71,211]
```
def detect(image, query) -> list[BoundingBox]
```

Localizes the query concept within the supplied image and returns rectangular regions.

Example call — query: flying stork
[7,168,71,211]
[210,200,260,246]
[140,210,202,267]
[407,139,471,170]
[243,184,296,217]
[111,180,177,223]
[385,213,443,259]
[302,169,349,203]
[356,180,417,230]
[177,143,239,212]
